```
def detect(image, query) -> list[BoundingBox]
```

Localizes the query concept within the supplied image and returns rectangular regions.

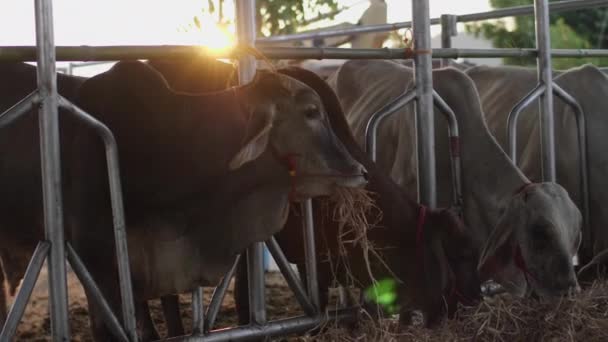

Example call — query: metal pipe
[553,84,590,263]
[58,96,138,340]
[507,84,546,163]
[5,46,608,61]
[192,287,204,335]
[236,0,267,327]
[34,1,70,339]
[364,89,417,162]
[205,254,241,333]
[0,242,49,341]
[255,0,608,44]
[440,14,457,67]
[432,91,463,209]
[264,238,315,316]
[163,308,358,342]
[413,0,437,208]
[301,199,320,311]
[66,243,129,342]
[535,0,557,182]
[0,91,40,129]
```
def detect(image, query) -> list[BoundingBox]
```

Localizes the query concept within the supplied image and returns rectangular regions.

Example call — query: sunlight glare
[180,11,236,53]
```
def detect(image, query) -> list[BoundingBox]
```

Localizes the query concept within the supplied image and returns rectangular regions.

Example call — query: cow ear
[477,203,521,280]
[229,106,275,170]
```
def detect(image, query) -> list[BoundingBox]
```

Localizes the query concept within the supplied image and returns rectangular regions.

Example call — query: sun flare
[179,11,236,52]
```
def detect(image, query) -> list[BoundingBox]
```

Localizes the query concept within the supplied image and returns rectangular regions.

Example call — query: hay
[301,280,608,342]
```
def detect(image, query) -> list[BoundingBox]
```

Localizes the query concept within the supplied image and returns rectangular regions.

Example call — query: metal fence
[0,0,606,341]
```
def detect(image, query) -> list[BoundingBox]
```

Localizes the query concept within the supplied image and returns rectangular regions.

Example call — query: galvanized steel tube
[507,84,546,163]
[5,46,608,61]
[0,91,40,129]
[192,287,205,335]
[236,0,267,327]
[205,254,241,332]
[265,237,316,316]
[34,1,70,339]
[0,242,49,341]
[66,243,129,342]
[302,199,320,311]
[364,89,417,161]
[535,0,557,182]
[553,84,590,263]
[412,0,437,208]
[440,14,457,67]
[58,96,138,341]
[432,91,463,209]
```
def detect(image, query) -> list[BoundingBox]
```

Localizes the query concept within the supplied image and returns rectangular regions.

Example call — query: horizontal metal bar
[0,241,49,341]
[265,237,316,316]
[4,46,608,62]
[66,243,129,342]
[205,254,241,333]
[458,0,608,23]
[255,0,608,43]
[164,308,358,342]
[0,91,40,129]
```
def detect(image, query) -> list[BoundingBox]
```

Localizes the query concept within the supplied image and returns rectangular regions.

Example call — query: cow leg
[137,300,160,341]
[161,294,184,337]
[234,254,250,325]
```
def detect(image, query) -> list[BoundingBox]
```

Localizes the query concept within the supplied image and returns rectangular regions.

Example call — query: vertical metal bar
[192,287,205,335]
[535,0,556,182]
[236,0,266,327]
[364,89,417,161]
[553,84,589,265]
[66,244,129,342]
[205,254,241,333]
[432,91,463,209]
[440,14,457,67]
[507,84,546,163]
[264,238,315,316]
[412,0,437,208]
[33,1,70,340]
[0,242,49,341]
[302,200,320,311]
[58,97,138,341]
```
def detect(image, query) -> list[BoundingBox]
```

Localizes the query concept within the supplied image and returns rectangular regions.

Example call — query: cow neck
[436,83,529,242]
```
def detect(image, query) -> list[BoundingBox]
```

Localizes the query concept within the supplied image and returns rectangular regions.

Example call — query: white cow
[328,60,582,297]
[466,64,608,270]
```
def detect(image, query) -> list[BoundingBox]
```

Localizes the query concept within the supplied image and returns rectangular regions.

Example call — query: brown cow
[146,59,481,332]
[65,60,366,341]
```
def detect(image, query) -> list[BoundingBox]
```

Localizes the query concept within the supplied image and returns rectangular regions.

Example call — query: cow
[0,61,366,341]
[144,58,481,332]
[0,62,86,326]
[465,64,608,272]
[234,66,482,328]
[64,60,367,341]
[328,60,582,298]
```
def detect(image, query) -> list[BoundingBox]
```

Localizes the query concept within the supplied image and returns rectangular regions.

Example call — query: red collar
[269,143,300,201]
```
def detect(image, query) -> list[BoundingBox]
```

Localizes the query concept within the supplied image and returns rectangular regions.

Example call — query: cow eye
[304,107,321,120]
[530,224,550,249]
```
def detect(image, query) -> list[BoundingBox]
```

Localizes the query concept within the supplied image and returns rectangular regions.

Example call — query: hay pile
[302,280,608,342]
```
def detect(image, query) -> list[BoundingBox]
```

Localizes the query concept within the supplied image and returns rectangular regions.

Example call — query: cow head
[478,183,581,297]
[229,71,368,200]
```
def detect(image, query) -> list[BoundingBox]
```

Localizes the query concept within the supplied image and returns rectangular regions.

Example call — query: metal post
[192,287,205,335]
[412,0,437,208]
[535,0,556,182]
[236,0,266,326]
[440,14,457,67]
[34,0,70,340]
[301,200,320,311]
[507,84,546,163]
[205,255,241,333]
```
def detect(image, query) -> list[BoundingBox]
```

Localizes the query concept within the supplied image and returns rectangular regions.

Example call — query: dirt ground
[13,267,304,341]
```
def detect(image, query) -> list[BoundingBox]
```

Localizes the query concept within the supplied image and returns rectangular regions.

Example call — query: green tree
[189,0,341,37]
[467,0,608,68]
